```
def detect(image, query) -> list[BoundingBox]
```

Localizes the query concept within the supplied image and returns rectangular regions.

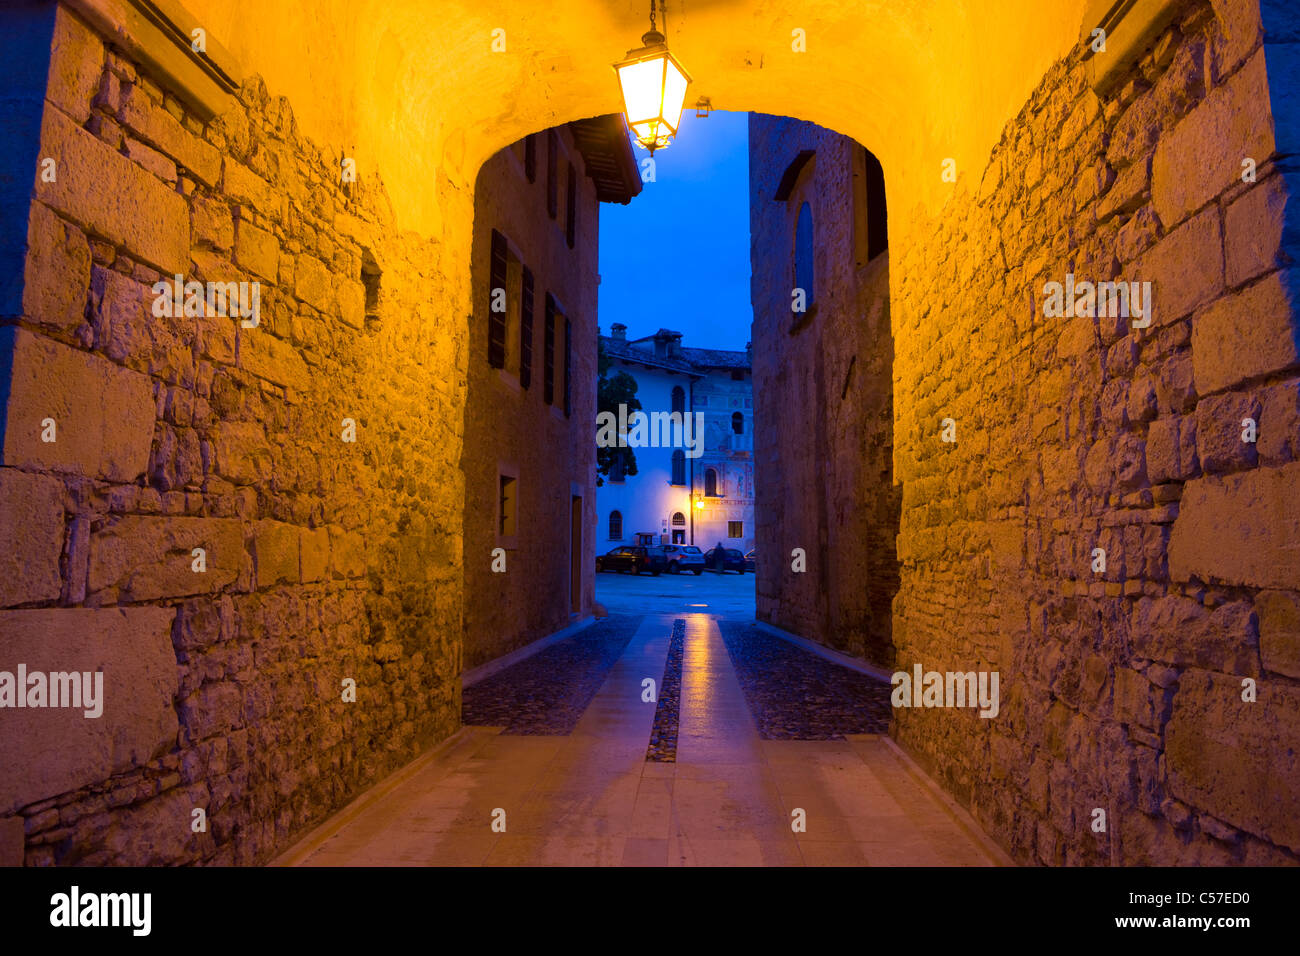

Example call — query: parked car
[704,546,747,573]
[595,545,665,575]
[743,549,756,573]
[659,544,706,574]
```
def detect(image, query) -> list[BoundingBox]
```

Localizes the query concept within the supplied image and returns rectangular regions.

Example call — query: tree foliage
[596,339,641,488]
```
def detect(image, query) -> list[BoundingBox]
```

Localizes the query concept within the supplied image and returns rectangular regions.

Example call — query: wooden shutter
[543,294,555,405]
[547,131,558,220]
[565,164,577,249]
[488,229,507,368]
[563,316,572,417]
[520,266,534,389]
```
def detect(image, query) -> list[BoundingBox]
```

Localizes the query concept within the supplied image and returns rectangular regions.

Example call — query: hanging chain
[648,0,655,32]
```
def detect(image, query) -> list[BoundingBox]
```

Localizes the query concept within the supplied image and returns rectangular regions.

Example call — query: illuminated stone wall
[1,3,466,865]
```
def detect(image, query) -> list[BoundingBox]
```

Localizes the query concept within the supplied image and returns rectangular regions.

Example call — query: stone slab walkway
[274,614,1010,866]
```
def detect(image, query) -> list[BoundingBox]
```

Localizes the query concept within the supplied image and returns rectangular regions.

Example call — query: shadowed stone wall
[749,117,900,669]
[890,0,1297,864]
[0,4,466,865]
[462,130,601,669]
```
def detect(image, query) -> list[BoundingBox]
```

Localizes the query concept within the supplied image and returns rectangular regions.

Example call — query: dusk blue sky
[597,110,753,353]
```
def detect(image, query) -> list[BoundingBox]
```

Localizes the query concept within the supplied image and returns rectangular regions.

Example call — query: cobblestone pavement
[278,613,1008,867]
[718,621,893,738]
[461,615,638,734]
[645,619,685,762]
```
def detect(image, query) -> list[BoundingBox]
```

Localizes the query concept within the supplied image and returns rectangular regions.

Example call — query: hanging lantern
[613,2,692,154]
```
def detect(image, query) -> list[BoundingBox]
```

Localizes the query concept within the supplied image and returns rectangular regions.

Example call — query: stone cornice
[62,0,241,120]
[1080,0,1184,94]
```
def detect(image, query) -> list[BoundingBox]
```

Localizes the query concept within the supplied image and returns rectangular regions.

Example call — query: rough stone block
[35,105,189,275]
[329,525,366,578]
[22,202,89,331]
[0,469,64,607]
[294,255,331,313]
[0,327,154,481]
[222,160,278,217]
[337,277,365,329]
[1258,378,1300,464]
[300,526,330,582]
[1153,49,1275,227]
[1194,392,1260,473]
[1166,668,1300,852]
[252,519,299,587]
[1192,271,1300,395]
[1225,174,1287,287]
[124,137,176,183]
[1130,595,1258,672]
[192,196,234,252]
[1169,461,1300,590]
[118,84,220,186]
[234,219,279,282]
[238,330,311,392]
[46,7,103,126]
[210,420,271,485]
[0,607,179,814]
[88,516,244,600]
[1131,205,1224,326]
[1255,589,1300,679]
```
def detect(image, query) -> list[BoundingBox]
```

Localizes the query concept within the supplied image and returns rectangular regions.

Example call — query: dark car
[704,547,747,573]
[743,549,756,572]
[660,544,706,574]
[595,545,664,575]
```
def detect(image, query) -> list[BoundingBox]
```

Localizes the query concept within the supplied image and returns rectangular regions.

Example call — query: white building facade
[598,326,755,555]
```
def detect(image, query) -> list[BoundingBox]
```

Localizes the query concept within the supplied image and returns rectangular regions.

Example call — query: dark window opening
[610,452,625,482]
[730,369,744,381]
[487,229,508,368]
[547,130,558,220]
[672,511,686,527]
[671,385,685,416]
[361,248,381,321]
[499,475,517,536]
[795,201,815,311]
[563,316,572,417]
[565,163,577,249]
[671,450,685,486]
[863,147,888,262]
[544,293,556,404]
[608,510,622,539]
[520,266,534,388]
[732,412,744,435]
[704,468,718,497]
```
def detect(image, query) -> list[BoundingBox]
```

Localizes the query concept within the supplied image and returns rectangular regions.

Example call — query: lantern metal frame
[613,1,693,154]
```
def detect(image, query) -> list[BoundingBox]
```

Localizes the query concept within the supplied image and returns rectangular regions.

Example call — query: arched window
[671,450,685,486]
[671,385,685,416]
[795,201,814,308]
[608,510,623,539]
[732,412,744,435]
[704,468,718,497]
[672,511,685,527]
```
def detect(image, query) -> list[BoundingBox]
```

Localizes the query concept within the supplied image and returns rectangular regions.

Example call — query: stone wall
[0,4,466,865]
[749,117,900,668]
[462,130,599,670]
[885,0,1300,863]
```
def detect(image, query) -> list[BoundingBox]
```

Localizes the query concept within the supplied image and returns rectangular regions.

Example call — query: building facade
[597,326,755,556]
[749,115,900,667]
[464,118,640,669]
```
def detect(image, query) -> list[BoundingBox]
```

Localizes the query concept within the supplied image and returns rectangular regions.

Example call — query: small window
[565,162,577,249]
[499,475,517,537]
[671,386,685,416]
[731,412,744,435]
[795,201,815,309]
[672,511,685,527]
[487,230,524,373]
[728,521,743,539]
[671,450,685,486]
[547,130,558,220]
[525,134,537,183]
[704,468,718,497]
[730,370,744,381]
[608,510,623,539]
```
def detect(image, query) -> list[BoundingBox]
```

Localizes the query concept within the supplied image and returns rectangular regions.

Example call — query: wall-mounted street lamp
[613,0,692,154]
